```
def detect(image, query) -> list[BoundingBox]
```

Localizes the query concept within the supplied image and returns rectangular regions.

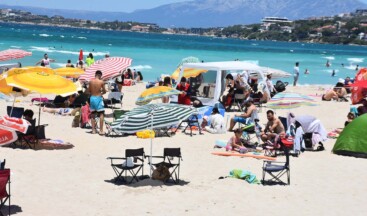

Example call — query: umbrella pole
[38,94,41,126]
[9,96,16,117]
[149,113,153,177]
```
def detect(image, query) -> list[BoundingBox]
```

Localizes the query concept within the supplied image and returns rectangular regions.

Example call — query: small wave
[323,56,335,60]
[52,63,66,68]
[60,35,65,38]
[323,69,339,74]
[39,34,52,37]
[131,65,152,70]
[345,65,358,70]
[108,44,112,46]
[347,58,364,63]
[251,43,258,46]
[77,37,87,39]
[10,45,21,48]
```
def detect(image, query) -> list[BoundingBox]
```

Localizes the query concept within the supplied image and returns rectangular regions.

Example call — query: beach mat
[35,139,74,150]
[212,152,276,161]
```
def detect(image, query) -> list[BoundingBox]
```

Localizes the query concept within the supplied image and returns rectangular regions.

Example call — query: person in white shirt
[293,62,300,86]
[204,107,225,134]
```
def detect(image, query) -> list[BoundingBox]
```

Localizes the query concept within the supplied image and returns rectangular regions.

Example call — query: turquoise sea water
[1,22,367,84]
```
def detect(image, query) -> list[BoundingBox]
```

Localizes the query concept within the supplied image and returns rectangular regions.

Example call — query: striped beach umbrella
[136,86,182,105]
[110,103,198,134]
[0,128,18,146]
[267,92,317,109]
[0,49,32,62]
[79,57,132,81]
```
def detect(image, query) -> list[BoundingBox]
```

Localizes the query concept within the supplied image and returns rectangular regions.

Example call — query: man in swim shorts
[87,70,107,135]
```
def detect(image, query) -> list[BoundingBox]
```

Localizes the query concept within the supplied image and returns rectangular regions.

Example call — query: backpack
[152,165,170,182]
[275,80,287,92]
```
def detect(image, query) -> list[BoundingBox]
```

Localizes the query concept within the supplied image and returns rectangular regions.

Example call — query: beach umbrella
[110,103,197,134]
[0,116,30,134]
[177,56,200,67]
[79,49,83,61]
[351,68,367,104]
[53,67,85,78]
[135,86,182,105]
[0,49,32,62]
[79,57,132,81]
[6,67,53,77]
[5,72,77,125]
[171,67,208,80]
[0,128,18,147]
[350,80,367,88]
[267,92,317,110]
[260,67,292,79]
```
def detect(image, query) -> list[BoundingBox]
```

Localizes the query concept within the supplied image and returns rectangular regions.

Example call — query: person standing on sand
[36,53,55,67]
[293,62,300,86]
[87,70,107,135]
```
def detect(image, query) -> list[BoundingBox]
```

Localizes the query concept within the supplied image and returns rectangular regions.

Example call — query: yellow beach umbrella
[20,66,54,74]
[136,86,181,105]
[5,72,77,96]
[53,67,85,78]
[171,67,208,80]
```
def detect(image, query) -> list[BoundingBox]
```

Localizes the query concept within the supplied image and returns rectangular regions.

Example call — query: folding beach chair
[262,145,290,185]
[104,92,123,109]
[149,148,182,184]
[231,94,246,112]
[0,169,11,216]
[174,114,203,137]
[6,106,24,118]
[107,148,145,184]
[17,120,48,149]
[0,160,4,170]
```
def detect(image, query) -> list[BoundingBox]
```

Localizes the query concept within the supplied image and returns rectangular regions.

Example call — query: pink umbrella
[79,57,132,81]
[0,49,32,62]
[0,128,17,146]
[79,49,83,61]
[0,116,30,134]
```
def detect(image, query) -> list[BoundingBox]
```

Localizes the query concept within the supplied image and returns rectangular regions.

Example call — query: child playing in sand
[226,128,247,153]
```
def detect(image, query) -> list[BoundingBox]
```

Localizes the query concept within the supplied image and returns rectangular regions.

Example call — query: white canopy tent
[177,61,267,105]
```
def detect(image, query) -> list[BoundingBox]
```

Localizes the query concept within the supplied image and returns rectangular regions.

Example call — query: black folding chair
[0,160,5,170]
[149,148,182,184]
[107,148,145,184]
[6,106,24,118]
[0,169,11,216]
[17,120,48,149]
[262,145,290,185]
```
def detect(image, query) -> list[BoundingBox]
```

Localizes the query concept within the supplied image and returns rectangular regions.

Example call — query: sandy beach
[1,83,367,216]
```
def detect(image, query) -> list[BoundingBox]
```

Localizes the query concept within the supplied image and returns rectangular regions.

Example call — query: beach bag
[275,80,287,92]
[303,133,313,148]
[152,165,170,182]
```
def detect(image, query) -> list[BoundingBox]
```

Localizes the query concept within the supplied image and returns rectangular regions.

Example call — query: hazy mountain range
[1,0,366,27]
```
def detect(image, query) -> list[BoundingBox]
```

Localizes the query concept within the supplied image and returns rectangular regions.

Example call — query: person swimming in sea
[36,53,55,67]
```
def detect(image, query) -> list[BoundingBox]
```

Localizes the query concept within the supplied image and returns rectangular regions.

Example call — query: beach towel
[31,97,49,103]
[229,169,260,184]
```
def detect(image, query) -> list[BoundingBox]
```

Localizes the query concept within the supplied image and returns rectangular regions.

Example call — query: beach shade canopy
[5,72,77,97]
[267,92,317,109]
[53,67,85,78]
[351,68,367,104]
[295,115,327,141]
[0,49,32,62]
[333,114,367,158]
[110,103,198,134]
[0,128,18,146]
[171,67,208,80]
[0,116,30,134]
[79,57,132,81]
[136,86,182,105]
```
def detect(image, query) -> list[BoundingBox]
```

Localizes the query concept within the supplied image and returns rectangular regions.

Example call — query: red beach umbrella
[0,128,17,146]
[351,68,367,104]
[0,116,30,134]
[79,57,132,81]
[0,49,32,62]
[79,49,84,61]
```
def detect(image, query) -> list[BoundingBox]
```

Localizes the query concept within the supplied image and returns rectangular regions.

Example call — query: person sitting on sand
[86,70,107,135]
[357,99,367,115]
[42,107,75,116]
[226,128,247,153]
[228,99,256,131]
[322,88,338,101]
[261,110,285,143]
[203,107,225,134]
[335,112,355,134]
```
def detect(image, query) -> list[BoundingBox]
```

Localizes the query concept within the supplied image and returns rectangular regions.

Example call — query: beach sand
[1,84,366,216]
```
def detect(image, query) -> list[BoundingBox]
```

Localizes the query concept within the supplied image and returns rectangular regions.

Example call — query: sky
[0,0,186,12]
